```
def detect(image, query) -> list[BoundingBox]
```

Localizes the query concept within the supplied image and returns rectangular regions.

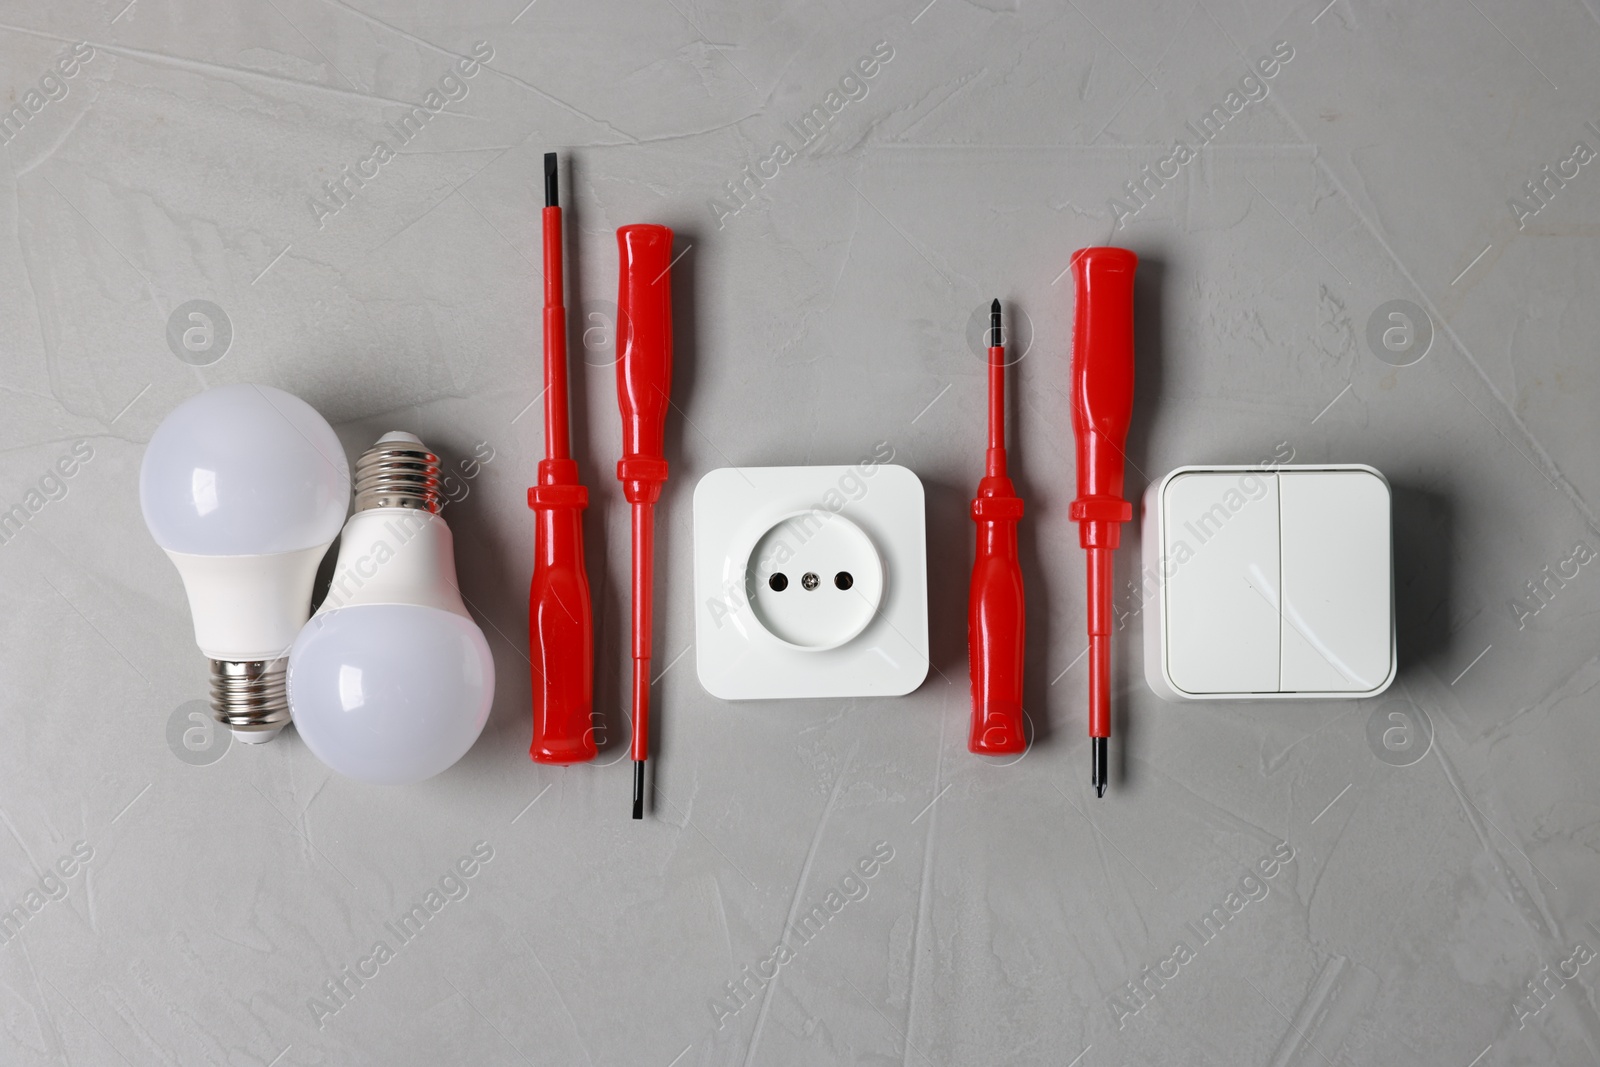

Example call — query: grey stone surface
[2,1,1598,1064]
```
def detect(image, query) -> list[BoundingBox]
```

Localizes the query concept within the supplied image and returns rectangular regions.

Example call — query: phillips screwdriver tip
[1092,737,1108,798]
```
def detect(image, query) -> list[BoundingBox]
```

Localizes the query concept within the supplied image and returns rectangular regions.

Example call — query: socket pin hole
[834,571,853,590]
[768,573,788,592]
[801,572,820,591]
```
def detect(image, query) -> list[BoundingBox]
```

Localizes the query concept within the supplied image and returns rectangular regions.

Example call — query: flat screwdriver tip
[631,760,644,820]
[543,152,558,208]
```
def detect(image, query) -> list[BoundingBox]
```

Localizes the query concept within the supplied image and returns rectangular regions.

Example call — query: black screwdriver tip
[1092,737,1108,798]
[989,299,1002,348]
[544,152,558,208]
[632,760,644,820]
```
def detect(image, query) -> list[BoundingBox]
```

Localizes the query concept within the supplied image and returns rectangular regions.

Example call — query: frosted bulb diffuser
[289,604,493,785]
[140,383,350,556]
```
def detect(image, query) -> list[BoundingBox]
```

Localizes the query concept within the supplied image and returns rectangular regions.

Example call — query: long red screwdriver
[968,298,1027,755]
[528,151,597,765]
[614,224,674,819]
[1068,247,1138,797]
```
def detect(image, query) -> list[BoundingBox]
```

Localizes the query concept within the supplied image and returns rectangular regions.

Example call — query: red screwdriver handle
[616,225,674,498]
[615,225,673,776]
[529,196,596,764]
[528,472,594,761]
[1069,247,1137,536]
[1069,247,1137,748]
[969,489,1026,753]
[968,312,1027,755]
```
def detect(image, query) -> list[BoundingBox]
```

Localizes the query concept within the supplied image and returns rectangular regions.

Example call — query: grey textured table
[3,2,1599,1065]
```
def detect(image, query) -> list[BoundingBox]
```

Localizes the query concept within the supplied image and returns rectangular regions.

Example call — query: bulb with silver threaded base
[287,432,493,785]
[140,384,350,743]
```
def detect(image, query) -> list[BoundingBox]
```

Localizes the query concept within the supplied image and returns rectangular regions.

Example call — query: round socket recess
[745,511,883,650]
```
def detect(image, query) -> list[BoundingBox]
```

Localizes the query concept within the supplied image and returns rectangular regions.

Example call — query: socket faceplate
[693,463,928,700]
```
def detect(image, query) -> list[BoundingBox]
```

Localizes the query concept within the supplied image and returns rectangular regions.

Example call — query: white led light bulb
[286,433,494,785]
[140,384,351,743]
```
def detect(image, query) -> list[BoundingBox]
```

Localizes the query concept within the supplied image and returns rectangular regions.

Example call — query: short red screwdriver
[967,299,1027,755]
[527,151,596,765]
[1069,247,1138,797]
[614,224,674,819]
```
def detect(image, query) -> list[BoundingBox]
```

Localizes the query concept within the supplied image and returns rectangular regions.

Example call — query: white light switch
[1142,465,1395,702]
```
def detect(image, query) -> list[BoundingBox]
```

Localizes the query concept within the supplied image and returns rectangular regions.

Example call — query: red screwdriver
[614,224,674,819]
[527,151,597,765]
[968,299,1027,755]
[1068,247,1138,797]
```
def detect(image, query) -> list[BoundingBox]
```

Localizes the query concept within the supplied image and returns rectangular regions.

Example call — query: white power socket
[693,464,928,700]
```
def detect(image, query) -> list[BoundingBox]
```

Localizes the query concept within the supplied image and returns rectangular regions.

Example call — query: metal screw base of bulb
[209,657,290,743]
[354,433,443,514]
